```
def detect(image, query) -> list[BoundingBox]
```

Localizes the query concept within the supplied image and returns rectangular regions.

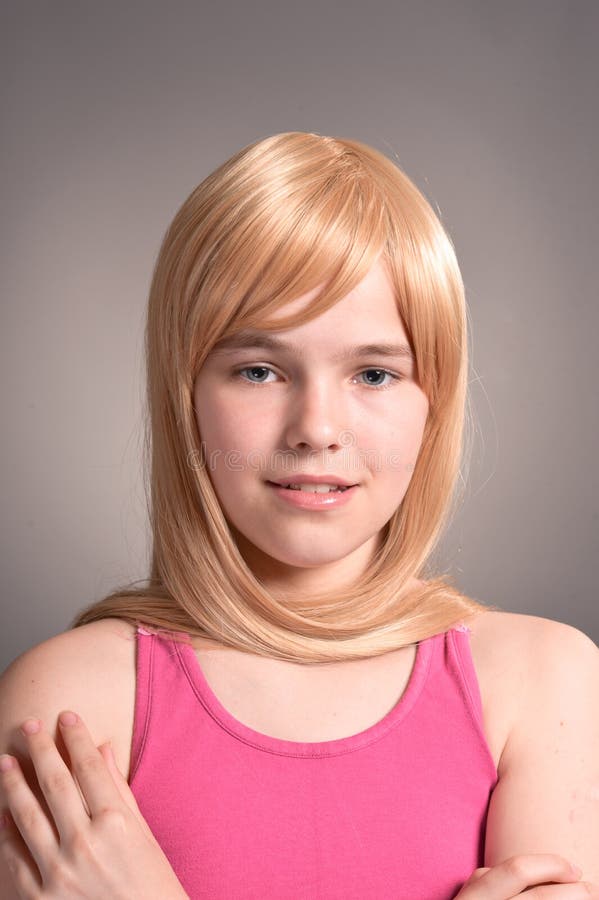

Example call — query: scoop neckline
[174,632,437,757]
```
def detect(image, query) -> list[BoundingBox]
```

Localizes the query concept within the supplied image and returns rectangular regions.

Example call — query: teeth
[285,483,347,493]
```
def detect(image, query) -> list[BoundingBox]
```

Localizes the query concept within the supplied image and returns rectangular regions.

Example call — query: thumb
[454,867,491,898]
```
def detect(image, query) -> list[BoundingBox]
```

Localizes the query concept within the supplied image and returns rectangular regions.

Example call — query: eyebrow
[211,331,415,363]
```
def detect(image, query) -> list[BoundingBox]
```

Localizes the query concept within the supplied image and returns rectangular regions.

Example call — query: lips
[267,477,357,489]
[279,483,349,493]
[266,480,359,509]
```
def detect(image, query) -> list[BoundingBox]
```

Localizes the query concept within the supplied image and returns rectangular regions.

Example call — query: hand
[455,854,598,897]
[0,711,189,899]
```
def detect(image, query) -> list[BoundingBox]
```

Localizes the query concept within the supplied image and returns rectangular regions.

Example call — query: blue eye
[236,366,274,384]
[233,366,402,390]
[357,369,400,389]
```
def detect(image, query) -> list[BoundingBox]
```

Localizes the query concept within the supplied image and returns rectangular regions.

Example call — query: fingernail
[59,711,78,727]
[0,755,14,772]
[20,718,41,736]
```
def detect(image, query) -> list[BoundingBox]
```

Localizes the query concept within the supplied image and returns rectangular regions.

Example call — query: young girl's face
[193,258,429,595]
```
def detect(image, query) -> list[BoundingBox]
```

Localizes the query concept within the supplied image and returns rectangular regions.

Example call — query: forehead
[214,258,411,357]
[211,330,414,364]
[268,256,397,321]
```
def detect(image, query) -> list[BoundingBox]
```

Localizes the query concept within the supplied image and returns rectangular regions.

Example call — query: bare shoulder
[467,608,553,670]
[0,617,137,778]
[467,607,597,684]
[498,611,599,760]
[464,608,597,775]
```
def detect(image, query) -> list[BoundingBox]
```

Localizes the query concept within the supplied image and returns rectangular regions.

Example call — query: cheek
[207,415,265,458]
[196,406,270,490]
[379,400,428,475]
[195,394,239,449]
[382,399,428,443]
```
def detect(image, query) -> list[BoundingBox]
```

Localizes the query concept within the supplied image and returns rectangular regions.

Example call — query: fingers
[0,810,42,898]
[17,716,92,844]
[458,854,584,897]
[54,712,125,821]
[0,750,59,885]
[97,742,154,840]
[0,712,128,892]
[1,712,124,867]
[97,742,133,806]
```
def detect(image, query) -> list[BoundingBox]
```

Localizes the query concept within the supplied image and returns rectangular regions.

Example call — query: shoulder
[0,618,138,777]
[467,607,597,699]
[463,606,594,674]
[465,607,543,708]
[502,611,599,760]
[463,609,597,775]
[0,617,138,699]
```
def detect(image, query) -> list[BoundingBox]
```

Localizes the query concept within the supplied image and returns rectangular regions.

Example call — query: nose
[283,375,348,453]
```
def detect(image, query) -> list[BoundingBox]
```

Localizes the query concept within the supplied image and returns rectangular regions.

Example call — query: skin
[193,256,429,600]
[0,714,189,898]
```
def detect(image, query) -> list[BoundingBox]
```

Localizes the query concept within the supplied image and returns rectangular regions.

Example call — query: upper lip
[268,475,358,487]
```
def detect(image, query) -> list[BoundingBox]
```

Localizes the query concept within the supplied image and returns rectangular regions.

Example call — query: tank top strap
[130,625,196,783]
[445,623,487,743]
[129,625,155,783]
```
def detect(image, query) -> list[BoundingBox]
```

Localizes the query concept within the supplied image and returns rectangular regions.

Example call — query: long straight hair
[71,132,499,662]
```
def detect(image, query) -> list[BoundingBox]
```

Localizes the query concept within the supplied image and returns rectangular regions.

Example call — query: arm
[0,625,188,898]
[483,616,599,884]
[0,633,90,897]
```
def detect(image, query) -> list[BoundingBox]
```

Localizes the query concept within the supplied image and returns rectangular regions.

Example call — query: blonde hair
[71,131,500,662]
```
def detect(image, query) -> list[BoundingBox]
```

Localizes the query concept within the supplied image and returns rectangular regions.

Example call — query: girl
[0,132,597,899]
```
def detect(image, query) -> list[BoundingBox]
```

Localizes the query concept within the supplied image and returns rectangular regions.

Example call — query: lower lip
[266,482,358,509]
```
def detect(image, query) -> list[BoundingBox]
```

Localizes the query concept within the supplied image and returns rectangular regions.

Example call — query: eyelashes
[232,365,403,391]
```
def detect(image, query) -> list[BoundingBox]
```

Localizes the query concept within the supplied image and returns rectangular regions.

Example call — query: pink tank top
[128,624,498,899]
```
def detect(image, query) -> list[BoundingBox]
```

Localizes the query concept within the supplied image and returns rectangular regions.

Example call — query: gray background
[2,1,597,671]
